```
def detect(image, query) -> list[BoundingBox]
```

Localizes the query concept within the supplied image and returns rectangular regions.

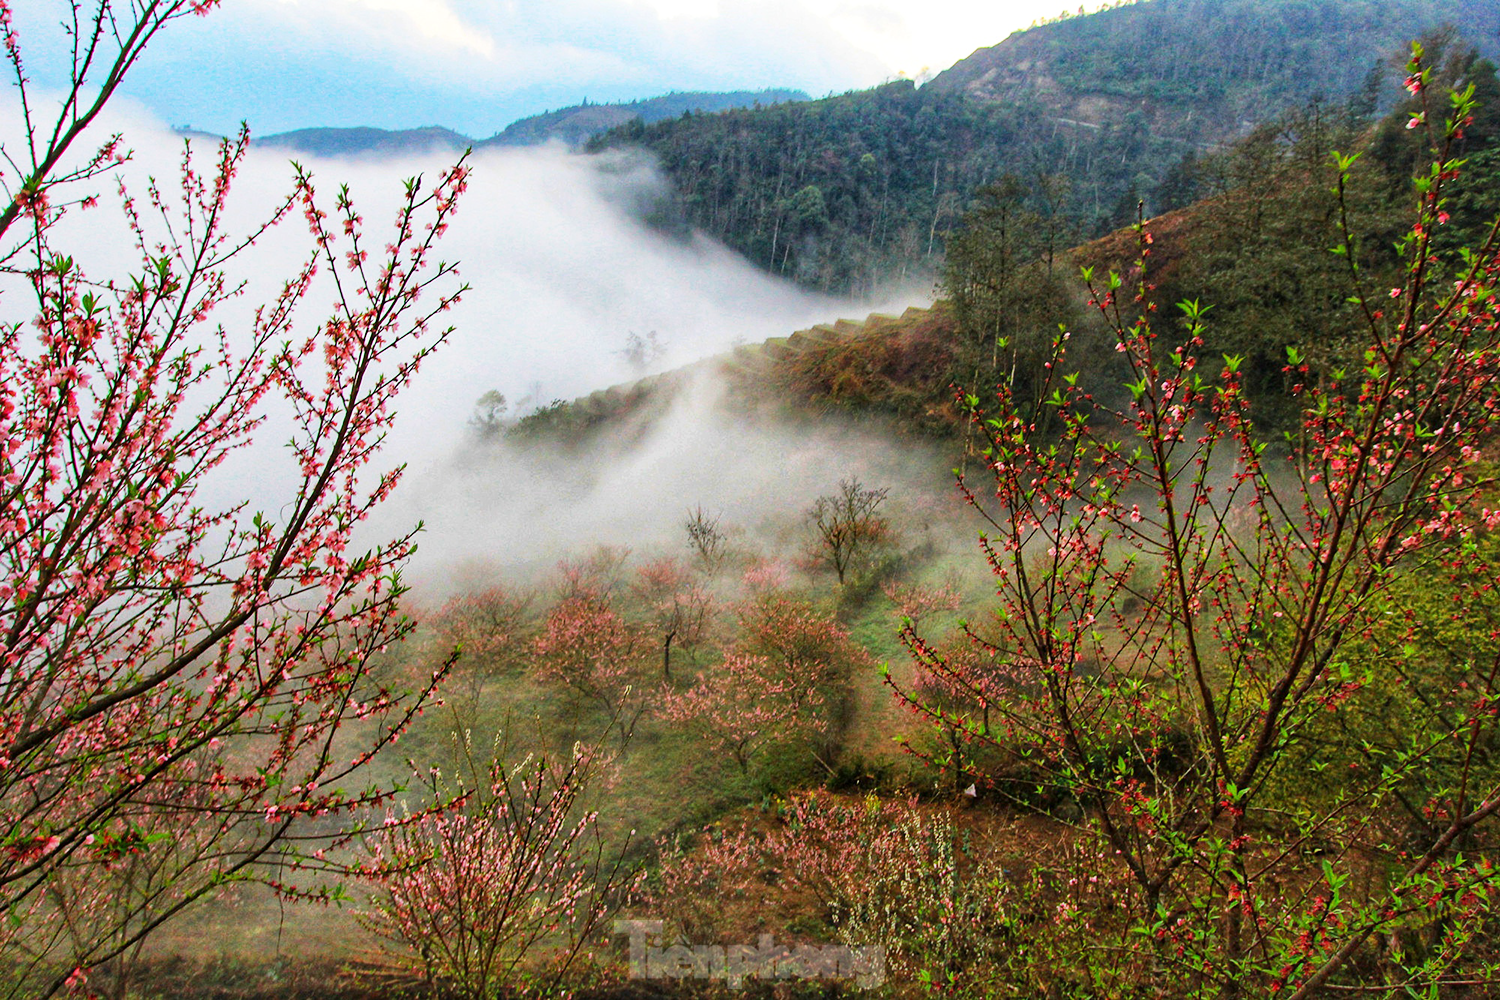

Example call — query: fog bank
[387,371,959,590]
[4,104,937,576]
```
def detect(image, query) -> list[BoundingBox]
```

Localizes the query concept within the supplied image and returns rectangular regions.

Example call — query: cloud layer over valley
[9,106,941,584]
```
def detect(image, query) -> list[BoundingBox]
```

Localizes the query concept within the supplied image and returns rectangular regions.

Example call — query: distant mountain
[590,0,1500,295]
[255,126,471,158]
[173,127,225,145]
[479,89,810,149]
[252,90,810,159]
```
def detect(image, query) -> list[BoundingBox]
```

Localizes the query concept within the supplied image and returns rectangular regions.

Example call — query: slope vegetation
[591,0,1500,294]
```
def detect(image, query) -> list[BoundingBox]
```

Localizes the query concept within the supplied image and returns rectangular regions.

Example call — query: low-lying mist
[9,102,940,579]
[344,139,945,582]
[389,370,963,593]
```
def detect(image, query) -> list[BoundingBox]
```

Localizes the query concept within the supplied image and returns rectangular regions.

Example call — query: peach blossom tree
[360,734,636,1000]
[889,47,1500,997]
[0,3,469,994]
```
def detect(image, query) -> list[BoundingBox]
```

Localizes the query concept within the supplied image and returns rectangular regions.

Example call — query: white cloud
[813,0,1077,78]
[394,371,955,584]
[359,0,496,56]
[637,0,723,18]
[271,0,495,56]
[6,102,931,564]
[109,0,888,133]
[20,1,1130,146]
[254,0,1072,78]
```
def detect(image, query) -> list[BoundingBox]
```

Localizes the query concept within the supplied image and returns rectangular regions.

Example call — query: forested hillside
[591,0,1500,295]
[929,0,1500,141]
[541,35,1500,450]
[593,81,1089,297]
[483,89,810,148]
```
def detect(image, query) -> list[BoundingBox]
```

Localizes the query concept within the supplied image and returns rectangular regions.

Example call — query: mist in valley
[7,100,950,586]
[393,368,970,591]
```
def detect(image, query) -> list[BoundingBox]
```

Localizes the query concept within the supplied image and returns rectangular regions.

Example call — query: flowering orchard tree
[649,792,1004,990]
[736,594,865,689]
[360,734,637,1000]
[683,505,728,574]
[0,3,468,995]
[426,585,535,731]
[882,578,962,630]
[660,652,824,773]
[430,585,535,675]
[884,577,1005,798]
[735,594,867,768]
[890,48,1500,996]
[533,589,651,741]
[629,556,713,680]
[808,476,891,584]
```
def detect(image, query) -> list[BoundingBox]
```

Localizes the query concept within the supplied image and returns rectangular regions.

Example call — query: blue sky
[18,0,1096,137]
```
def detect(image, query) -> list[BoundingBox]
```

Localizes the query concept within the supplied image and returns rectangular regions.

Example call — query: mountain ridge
[251,89,811,159]
[927,0,1500,141]
[586,0,1500,294]
[483,89,810,149]
[254,125,471,158]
